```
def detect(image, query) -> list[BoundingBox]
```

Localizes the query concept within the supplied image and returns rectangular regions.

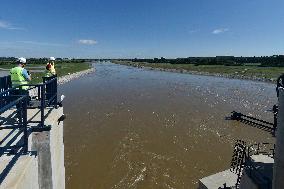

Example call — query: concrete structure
[239,154,274,189]
[199,87,284,189]
[0,107,65,189]
[198,169,238,189]
[273,87,284,189]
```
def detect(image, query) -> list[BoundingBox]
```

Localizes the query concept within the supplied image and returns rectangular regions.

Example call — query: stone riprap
[29,68,95,96]
[57,68,95,85]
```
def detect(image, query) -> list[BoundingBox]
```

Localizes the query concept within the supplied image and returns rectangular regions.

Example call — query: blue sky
[0,0,283,58]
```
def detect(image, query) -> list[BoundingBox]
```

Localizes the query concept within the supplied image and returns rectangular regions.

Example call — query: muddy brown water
[59,62,276,189]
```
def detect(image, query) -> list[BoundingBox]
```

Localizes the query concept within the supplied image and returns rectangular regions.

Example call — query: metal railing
[244,143,275,189]
[230,109,277,136]
[0,76,11,93]
[230,140,247,188]
[0,94,28,153]
[230,140,275,189]
[0,75,58,154]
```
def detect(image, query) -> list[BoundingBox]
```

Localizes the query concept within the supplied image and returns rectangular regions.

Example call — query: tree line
[0,57,87,65]
[126,55,284,67]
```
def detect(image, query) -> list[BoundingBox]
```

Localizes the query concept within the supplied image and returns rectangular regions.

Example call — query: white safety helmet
[49,57,56,61]
[17,57,27,64]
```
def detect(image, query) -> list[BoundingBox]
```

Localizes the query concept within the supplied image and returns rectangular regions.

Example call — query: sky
[0,0,284,58]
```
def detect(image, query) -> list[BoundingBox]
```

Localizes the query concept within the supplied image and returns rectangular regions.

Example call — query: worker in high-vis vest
[10,57,31,119]
[45,57,56,77]
[45,63,53,77]
[10,57,31,90]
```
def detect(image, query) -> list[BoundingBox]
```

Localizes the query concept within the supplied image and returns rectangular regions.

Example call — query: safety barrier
[244,143,275,189]
[0,75,11,93]
[230,140,275,189]
[0,75,58,154]
[0,94,28,153]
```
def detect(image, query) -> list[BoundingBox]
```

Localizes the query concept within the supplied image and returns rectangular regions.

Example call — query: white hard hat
[17,57,26,64]
[49,57,56,61]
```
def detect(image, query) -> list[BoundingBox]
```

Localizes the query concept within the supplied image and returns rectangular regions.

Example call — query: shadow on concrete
[0,128,17,146]
[0,111,17,126]
[0,148,24,185]
[0,106,55,185]
[0,129,37,185]
[28,108,53,125]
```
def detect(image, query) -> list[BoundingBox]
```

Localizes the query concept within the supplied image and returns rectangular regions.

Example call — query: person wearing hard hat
[10,57,31,90]
[45,63,53,77]
[10,57,31,119]
[45,57,56,77]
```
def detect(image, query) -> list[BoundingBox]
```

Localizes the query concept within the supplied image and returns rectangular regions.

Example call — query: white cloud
[0,20,24,30]
[78,39,98,45]
[212,28,229,34]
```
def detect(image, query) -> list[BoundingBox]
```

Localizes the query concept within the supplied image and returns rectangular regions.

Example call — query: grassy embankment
[0,62,91,84]
[113,60,284,82]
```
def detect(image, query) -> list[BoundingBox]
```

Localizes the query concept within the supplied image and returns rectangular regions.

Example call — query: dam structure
[199,75,284,189]
[0,76,65,189]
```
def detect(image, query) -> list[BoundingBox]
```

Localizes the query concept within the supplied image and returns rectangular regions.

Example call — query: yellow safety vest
[45,63,56,77]
[10,67,29,90]
[50,64,56,75]
[45,69,53,77]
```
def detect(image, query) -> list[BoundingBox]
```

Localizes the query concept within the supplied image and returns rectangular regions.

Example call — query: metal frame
[0,76,11,93]
[244,143,275,189]
[230,110,277,136]
[230,141,275,189]
[0,75,58,154]
[19,76,57,127]
[0,94,28,153]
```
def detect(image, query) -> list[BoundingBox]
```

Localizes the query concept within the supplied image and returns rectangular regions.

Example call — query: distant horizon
[1,54,284,60]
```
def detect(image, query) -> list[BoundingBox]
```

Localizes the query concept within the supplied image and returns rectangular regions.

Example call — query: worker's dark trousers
[46,83,52,102]
[11,89,29,120]
[45,75,57,105]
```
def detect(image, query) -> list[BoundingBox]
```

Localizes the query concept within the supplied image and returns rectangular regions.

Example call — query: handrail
[230,141,275,188]
[0,95,28,153]
[0,75,58,155]
[0,76,57,127]
[0,95,28,113]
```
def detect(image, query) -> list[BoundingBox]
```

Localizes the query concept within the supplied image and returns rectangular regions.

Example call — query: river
[59,62,276,189]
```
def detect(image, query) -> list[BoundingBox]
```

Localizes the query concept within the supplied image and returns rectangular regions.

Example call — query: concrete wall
[0,107,65,189]
[239,170,258,189]
[49,108,65,189]
[273,87,284,189]
[198,169,238,189]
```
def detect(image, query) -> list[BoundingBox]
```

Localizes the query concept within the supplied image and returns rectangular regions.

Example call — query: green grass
[0,62,91,84]
[113,60,284,82]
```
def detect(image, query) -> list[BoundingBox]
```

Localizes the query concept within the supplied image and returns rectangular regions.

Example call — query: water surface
[60,62,276,189]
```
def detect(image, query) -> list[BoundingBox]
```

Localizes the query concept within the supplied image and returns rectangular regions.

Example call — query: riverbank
[112,60,284,83]
[57,67,95,85]
[29,67,95,97]
[0,62,92,84]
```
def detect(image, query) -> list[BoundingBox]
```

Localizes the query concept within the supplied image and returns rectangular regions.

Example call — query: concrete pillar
[32,131,53,189]
[273,87,284,189]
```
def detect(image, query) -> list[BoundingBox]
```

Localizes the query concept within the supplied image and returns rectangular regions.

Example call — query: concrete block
[0,107,65,189]
[199,169,238,189]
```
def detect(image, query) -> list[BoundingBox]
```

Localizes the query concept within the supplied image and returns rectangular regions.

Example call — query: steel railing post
[23,96,28,153]
[55,77,57,105]
[40,85,45,127]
